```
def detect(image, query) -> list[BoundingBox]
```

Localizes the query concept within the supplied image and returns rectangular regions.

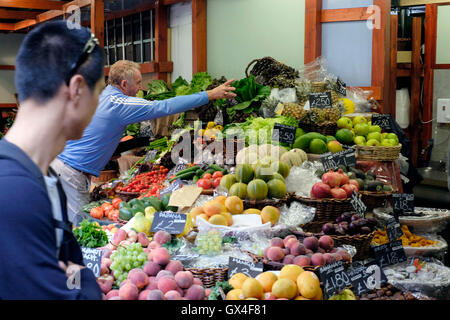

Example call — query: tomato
[197,178,212,190]
[213,177,222,188]
[90,207,104,220]
[212,171,223,179]
[151,186,159,194]
[203,173,212,180]
[101,202,113,212]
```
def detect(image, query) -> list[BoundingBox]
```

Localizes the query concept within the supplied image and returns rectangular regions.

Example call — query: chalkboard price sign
[386,217,404,242]
[373,240,407,268]
[309,92,333,109]
[150,211,187,234]
[272,123,297,145]
[318,261,351,298]
[228,257,263,279]
[371,114,391,131]
[81,247,103,277]
[348,262,386,296]
[392,193,414,215]
[336,78,347,96]
[320,148,356,171]
[350,191,367,218]
[159,179,183,197]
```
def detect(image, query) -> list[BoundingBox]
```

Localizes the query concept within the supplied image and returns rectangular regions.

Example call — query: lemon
[339,98,355,115]
[207,121,216,129]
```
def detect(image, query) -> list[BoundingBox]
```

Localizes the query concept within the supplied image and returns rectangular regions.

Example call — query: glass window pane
[143,13,151,39]
[322,0,373,10]
[125,17,132,43]
[322,21,372,87]
[109,49,116,65]
[107,24,115,45]
[144,42,151,62]
[135,44,142,63]
[437,5,450,64]
[133,14,141,41]
[115,19,122,43]
[117,48,123,61]
[125,45,134,61]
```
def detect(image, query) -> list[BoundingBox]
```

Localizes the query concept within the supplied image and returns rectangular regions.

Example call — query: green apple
[367,132,382,142]
[352,116,367,127]
[368,121,372,126]
[387,138,398,146]
[381,132,389,140]
[380,139,391,147]
[337,117,353,130]
[368,125,382,134]
[354,123,370,137]
[367,139,381,147]
[387,133,399,143]
[354,136,366,146]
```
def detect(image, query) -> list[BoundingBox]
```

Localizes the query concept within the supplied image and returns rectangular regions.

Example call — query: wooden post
[192,0,207,74]
[388,14,398,117]
[91,0,104,47]
[155,1,168,82]
[304,0,322,64]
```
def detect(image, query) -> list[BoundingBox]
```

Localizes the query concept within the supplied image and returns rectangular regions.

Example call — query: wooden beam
[0,22,15,31]
[0,9,40,20]
[304,0,322,64]
[162,0,190,5]
[0,0,65,10]
[155,1,169,82]
[0,65,15,70]
[105,2,155,21]
[91,0,104,47]
[400,0,450,6]
[434,64,450,69]
[321,7,372,23]
[388,14,398,117]
[192,0,207,74]
[0,104,17,109]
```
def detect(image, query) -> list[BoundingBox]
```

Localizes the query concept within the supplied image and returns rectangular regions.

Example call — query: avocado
[382,184,393,192]
[355,178,365,190]
[366,181,384,192]
[367,171,377,179]
[349,167,366,180]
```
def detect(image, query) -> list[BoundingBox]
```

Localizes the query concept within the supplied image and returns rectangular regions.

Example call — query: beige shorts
[50,158,91,225]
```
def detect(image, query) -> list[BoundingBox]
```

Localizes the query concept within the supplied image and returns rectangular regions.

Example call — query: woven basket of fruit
[354,144,402,161]
[242,194,290,210]
[300,121,338,136]
[184,267,228,288]
[292,194,354,224]
[360,189,396,211]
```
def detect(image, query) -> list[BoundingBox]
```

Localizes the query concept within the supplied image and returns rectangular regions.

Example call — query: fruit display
[263,234,352,267]
[117,166,168,194]
[335,166,393,193]
[336,116,399,147]
[320,212,377,236]
[328,288,356,300]
[310,169,357,199]
[372,225,437,247]
[356,283,433,300]
[197,121,224,140]
[73,219,109,248]
[226,266,323,300]
[294,131,343,154]
[88,198,121,222]
[118,195,173,222]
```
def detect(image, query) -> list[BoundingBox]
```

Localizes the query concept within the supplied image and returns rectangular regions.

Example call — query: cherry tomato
[213,177,221,188]
[212,171,223,179]
[203,173,212,180]
[197,178,212,190]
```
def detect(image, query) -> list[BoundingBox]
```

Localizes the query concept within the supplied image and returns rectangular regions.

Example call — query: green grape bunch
[110,243,148,286]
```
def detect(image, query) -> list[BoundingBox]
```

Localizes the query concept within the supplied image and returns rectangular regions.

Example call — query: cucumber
[209,164,225,173]
[195,169,205,176]
[170,171,197,182]
[175,166,200,177]
[193,175,200,183]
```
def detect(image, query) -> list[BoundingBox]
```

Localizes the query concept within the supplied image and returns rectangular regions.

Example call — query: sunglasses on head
[65,32,100,85]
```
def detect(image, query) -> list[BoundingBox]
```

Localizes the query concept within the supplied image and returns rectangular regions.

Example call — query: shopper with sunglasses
[53,60,236,225]
[0,21,104,299]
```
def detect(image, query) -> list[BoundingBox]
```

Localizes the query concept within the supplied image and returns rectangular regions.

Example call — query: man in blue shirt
[0,21,104,299]
[53,60,236,224]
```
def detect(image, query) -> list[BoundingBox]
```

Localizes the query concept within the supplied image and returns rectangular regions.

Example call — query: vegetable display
[73,219,109,248]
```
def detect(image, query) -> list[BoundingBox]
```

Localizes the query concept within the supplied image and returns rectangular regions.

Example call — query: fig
[322,223,335,235]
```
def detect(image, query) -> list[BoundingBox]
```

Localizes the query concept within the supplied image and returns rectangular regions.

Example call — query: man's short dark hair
[15,21,104,104]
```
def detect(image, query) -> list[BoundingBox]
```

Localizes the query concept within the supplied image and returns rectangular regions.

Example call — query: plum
[322,223,335,235]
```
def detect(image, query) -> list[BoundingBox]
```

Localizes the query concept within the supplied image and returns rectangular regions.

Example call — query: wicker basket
[360,189,395,211]
[243,194,290,210]
[301,221,376,260]
[300,121,337,136]
[355,144,402,161]
[292,194,355,224]
[91,170,117,184]
[184,267,228,288]
[116,191,141,202]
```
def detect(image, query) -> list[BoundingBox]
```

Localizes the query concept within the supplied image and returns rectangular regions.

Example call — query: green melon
[273,173,285,182]
[270,161,290,178]
[220,174,237,191]
[247,179,268,201]
[229,183,248,200]
[254,165,275,182]
[235,164,254,184]
[267,179,287,199]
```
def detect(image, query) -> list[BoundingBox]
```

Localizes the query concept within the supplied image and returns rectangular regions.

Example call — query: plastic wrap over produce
[356,160,403,193]
[285,161,323,197]
[383,257,450,300]
[278,201,316,228]
[402,233,448,259]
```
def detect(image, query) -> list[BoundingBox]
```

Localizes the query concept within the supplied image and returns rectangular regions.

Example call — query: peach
[283,235,297,247]
[153,247,171,266]
[311,253,325,267]
[102,248,113,259]
[111,229,127,246]
[317,248,326,254]
[185,285,205,300]
[146,289,165,300]
[282,248,290,256]
[139,289,151,300]
[119,282,139,300]
[143,261,161,277]
[282,255,295,265]
[155,270,174,281]
[175,271,194,289]
[127,230,138,243]
[100,264,109,276]
[165,290,182,300]
[193,278,203,286]
[266,246,285,262]
[290,243,307,256]
[108,296,121,300]
[157,277,178,294]
[332,253,343,261]
[165,260,183,275]
[293,255,311,267]
[205,288,212,297]
[270,237,284,248]
[119,279,131,288]
[154,230,171,245]
[318,235,334,251]
[138,232,150,247]
[323,253,336,265]
[285,238,299,250]
[128,268,149,289]
[106,289,119,300]
[303,237,319,252]
[337,250,351,262]
[102,258,112,269]
[97,275,114,294]
[145,277,159,290]
[148,241,161,249]
[263,247,270,260]
[176,287,184,296]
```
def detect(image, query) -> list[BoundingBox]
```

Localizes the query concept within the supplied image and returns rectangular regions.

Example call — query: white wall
[0,34,25,103]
